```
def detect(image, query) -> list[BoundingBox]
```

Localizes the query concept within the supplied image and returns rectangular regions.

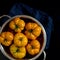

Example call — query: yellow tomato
[26,40,40,55]
[25,22,41,40]
[9,17,25,32]
[14,33,28,47]
[10,44,26,59]
[0,32,13,46]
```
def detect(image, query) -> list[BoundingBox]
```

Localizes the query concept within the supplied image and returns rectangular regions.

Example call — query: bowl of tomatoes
[0,15,47,60]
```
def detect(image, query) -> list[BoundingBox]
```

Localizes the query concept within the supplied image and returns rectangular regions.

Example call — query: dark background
[0,0,60,60]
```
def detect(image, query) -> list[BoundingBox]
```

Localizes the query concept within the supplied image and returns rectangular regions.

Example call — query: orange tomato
[0,32,13,46]
[25,22,41,40]
[26,40,40,55]
[9,17,25,32]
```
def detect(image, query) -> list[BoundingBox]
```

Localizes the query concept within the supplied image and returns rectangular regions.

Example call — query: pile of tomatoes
[0,17,41,59]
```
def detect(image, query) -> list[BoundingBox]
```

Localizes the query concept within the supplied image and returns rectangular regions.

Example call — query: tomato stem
[15,25,19,29]
[19,37,23,41]
[28,29,33,32]
[16,48,20,52]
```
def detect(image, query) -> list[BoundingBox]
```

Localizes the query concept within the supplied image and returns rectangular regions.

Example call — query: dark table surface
[0,0,60,60]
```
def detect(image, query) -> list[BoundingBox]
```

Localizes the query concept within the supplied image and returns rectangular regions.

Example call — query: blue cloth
[0,3,53,49]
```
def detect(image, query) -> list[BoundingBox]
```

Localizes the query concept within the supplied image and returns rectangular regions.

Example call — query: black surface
[0,0,60,60]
